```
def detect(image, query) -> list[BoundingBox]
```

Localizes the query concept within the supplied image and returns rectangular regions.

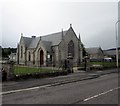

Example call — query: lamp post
[115,20,120,68]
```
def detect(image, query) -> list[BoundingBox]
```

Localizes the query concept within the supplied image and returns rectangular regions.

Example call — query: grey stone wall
[51,46,59,67]
[26,49,34,66]
[58,27,81,66]
[34,41,47,67]
[17,43,26,65]
[1,62,14,80]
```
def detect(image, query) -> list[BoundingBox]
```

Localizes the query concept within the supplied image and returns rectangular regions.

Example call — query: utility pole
[115,20,120,68]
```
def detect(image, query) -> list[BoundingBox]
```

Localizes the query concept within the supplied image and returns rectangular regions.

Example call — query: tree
[1,47,17,58]
[81,43,87,57]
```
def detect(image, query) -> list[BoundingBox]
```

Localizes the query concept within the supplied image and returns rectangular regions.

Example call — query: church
[16,25,83,67]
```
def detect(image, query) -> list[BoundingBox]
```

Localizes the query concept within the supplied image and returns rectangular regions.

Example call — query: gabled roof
[22,37,33,47]
[28,37,40,48]
[103,47,120,56]
[22,30,67,49]
[86,47,102,54]
[41,41,52,52]
[41,30,67,46]
[103,50,116,56]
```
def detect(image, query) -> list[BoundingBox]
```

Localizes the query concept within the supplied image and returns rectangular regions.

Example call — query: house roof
[28,37,40,48]
[22,37,33,47]
[41,30,67,45]
[86,47,102,54]
[103,50,116,56]
[22,30,67,49]
[41,41,52,52]
[103,47,120,56]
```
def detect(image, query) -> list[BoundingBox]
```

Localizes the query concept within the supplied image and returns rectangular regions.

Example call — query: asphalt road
[2,70,98,92]
[2,72,119,104]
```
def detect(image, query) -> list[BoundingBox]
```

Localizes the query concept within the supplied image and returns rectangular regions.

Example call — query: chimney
[61,28,64,40]
[21,33,23,36]
[32,36,36,38]
[40,36,42,40]
[70,24,72,28]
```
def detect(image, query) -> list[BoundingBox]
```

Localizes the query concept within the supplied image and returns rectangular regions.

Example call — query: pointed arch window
[33,53,35,64]
[68,40,74,57]
[21,46,23,58]
[28,52,31,61]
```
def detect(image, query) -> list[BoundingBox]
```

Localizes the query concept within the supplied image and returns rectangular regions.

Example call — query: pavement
[1,68,119,92]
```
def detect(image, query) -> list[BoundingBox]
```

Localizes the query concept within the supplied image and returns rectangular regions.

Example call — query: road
[2,69,118,92]
[2,72,119,104]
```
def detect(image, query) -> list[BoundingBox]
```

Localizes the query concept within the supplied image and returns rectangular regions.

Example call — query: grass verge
[13,65,62,75]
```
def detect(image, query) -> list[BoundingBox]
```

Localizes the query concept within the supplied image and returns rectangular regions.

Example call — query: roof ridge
[23,36,32,39]
[86,47,99,49]
[41,30,67,38]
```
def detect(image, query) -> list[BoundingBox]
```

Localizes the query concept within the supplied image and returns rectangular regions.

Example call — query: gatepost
[8,61,15,80]
[67,53,73,73]
[2,61,15,81]
[84,56,90,71]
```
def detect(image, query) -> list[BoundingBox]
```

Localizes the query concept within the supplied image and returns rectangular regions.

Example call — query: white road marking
[83,87,120,102]
[0,84,52,95]
[1,82,64,95]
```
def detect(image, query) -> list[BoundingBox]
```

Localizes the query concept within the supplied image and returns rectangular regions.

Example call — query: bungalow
[85,47,104,62]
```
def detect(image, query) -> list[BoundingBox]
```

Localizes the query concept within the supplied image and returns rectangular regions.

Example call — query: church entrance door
[40,50,44,66]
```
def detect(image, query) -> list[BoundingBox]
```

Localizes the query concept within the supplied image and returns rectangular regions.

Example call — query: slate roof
[22,30,67,50]
[41,30,67,45]
[22,37,33,47]
[28,37,40,48]
[103,47,120,56]
[103,50,116,56]
[86,47,102,54]
[41,41,52,52]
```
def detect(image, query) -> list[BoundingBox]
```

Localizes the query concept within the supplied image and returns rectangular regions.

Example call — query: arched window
[40,50,44,65]
[33,53,35,64]
[21,46,23,58]
[68,40,74,57]
[28,52,31,61]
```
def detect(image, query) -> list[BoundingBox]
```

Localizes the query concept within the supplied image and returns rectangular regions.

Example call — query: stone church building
[16,25,83,67]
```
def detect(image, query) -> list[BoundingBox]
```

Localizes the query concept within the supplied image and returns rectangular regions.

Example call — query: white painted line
[1,82,65,95]
[0,84,51,95]
[83,87,120,102]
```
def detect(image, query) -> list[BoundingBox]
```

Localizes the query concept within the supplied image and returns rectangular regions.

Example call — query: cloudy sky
[1,0,119,50]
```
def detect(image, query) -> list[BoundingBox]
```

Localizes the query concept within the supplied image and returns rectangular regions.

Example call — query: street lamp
[115,20,120,68]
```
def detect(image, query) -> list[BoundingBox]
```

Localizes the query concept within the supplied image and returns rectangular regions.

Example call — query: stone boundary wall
[1,62,14,80]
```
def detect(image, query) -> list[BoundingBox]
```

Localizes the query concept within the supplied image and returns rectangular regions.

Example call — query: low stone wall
[1,62,14,80]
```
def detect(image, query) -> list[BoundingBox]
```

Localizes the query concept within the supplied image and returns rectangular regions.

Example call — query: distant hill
[104,47,120,51]
[103,47,120,60]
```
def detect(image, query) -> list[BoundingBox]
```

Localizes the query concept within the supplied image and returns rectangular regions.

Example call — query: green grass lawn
[89,61,119,69]
[80,61,119,69]
[13,65,61,75]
